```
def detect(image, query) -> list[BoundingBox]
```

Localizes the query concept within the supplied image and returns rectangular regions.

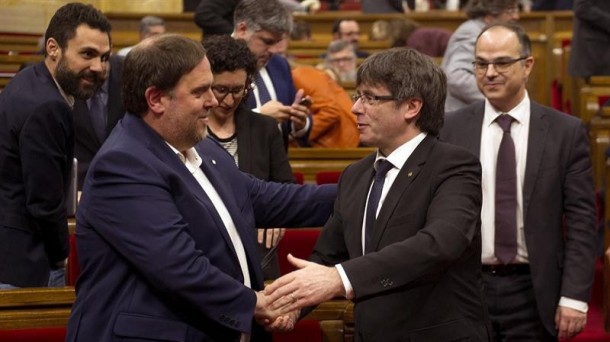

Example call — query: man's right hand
[259,100,292,123]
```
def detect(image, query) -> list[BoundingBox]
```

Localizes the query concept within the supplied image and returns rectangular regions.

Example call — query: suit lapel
[463,102,485,158]
[197,142,263,286]
[522,103,549,221]
[349,154,377,255]
[369,136,435,251]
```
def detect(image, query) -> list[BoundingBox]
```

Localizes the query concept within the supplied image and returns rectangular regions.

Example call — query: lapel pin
[212,159,216,165]
[408,171,413,177]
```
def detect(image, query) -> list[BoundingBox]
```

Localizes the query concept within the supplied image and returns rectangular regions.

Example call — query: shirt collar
[165,143,203,171]
[483,91,530,127]
[375,132,427,170]
[51,74,75,109]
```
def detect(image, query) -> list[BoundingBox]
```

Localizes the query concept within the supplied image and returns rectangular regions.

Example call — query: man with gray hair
[441,0,520,112]
[324,40,358,84]
[234,0,311,149]
[117,15,166,56]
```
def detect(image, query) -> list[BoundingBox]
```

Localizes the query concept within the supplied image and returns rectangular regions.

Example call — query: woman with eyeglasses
[202,35,295,280]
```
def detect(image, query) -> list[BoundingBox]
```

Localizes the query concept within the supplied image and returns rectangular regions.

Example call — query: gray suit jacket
[440,101,598,336]
[441,19,486,112]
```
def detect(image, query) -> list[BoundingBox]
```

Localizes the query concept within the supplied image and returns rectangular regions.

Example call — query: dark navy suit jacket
[0,62,72,287]
[245,55,310,147]
[66,113,335,341]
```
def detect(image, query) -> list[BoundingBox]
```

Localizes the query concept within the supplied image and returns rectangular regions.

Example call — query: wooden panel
[0,288,75,329]
[288,148,374,183]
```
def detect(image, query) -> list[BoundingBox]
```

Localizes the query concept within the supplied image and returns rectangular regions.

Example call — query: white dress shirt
[480,92,587,313]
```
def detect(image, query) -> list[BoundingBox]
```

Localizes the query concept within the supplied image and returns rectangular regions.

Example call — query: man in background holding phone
[233,0,312,148]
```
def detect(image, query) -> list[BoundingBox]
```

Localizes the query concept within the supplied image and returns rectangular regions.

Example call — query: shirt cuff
[290,116,311,138]
[559,296,588,313]
[335,264,354,300]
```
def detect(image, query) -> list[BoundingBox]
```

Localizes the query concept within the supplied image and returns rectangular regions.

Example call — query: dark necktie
[89,91,107,142]
[495,114,518,264]
[364,159,394,254]
[253,72,272,105]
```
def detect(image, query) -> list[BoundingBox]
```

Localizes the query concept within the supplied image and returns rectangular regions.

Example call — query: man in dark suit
[0,3,111,289]
[266,47,490,340]
[73,54,124,189]
[440,23,597,340]
[568,0,610,80]
[234,0,311,148]
[66,34,335,341]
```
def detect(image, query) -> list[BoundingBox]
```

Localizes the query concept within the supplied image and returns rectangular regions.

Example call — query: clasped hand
[254,291,300,332]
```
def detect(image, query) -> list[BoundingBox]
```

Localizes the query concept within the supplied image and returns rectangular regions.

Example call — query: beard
[55,56,106,99]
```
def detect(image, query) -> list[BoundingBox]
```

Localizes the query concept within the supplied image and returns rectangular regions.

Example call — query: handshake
[253,253,347,332]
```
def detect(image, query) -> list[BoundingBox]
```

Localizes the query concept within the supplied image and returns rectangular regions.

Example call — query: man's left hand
[555,305,586,340]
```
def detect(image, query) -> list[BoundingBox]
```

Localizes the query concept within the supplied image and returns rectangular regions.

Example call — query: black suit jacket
[568,0,610,78]
[73,55,124,189]
[311,135,490,341]
[234,106,294,183]
[440,101,598,336]
[0,62,72,286]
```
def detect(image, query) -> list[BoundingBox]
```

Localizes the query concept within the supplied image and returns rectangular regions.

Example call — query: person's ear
[402,97,423,121]
[46,38,60,60]
[145,86,167,115]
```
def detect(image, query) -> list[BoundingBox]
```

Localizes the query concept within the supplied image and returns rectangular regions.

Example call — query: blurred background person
[194,0,238,37]
[568,0,610,81]
[323,40,358,84]
[331,19,369,58]
[117,16,166,56]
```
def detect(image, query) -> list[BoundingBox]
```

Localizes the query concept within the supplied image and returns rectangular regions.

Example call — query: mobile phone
[298,97,312,107]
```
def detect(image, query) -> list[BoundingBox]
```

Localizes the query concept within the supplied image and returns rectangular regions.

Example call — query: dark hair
[44,2,111,57]
[122,34,206,116]
[476,22,531,56]
[291,20,312,41]
[465,0,519,19]
[234,0,293,34]
[202,35,257,85]
[332,18,357,35]
[357,48,446,136]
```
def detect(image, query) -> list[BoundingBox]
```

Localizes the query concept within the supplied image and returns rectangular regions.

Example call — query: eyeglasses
[352,93,396,106]
[211,85,248,101]
[472,56,528,74]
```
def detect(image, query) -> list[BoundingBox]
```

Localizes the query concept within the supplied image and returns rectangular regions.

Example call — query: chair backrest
[315,171,341,185]
[277,228,321,275]
[0,327,66,342]
[67,234,79,286]
[293,171,304,185]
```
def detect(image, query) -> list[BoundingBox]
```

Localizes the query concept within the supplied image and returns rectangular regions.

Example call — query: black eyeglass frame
[472,56,529,73]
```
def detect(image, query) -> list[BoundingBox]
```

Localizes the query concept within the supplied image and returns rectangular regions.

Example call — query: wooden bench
[0,287,354,342]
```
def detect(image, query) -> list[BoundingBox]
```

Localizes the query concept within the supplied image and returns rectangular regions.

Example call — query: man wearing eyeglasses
[442,0,520,112]
[441,23,597,340]
[265,47,490,340]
